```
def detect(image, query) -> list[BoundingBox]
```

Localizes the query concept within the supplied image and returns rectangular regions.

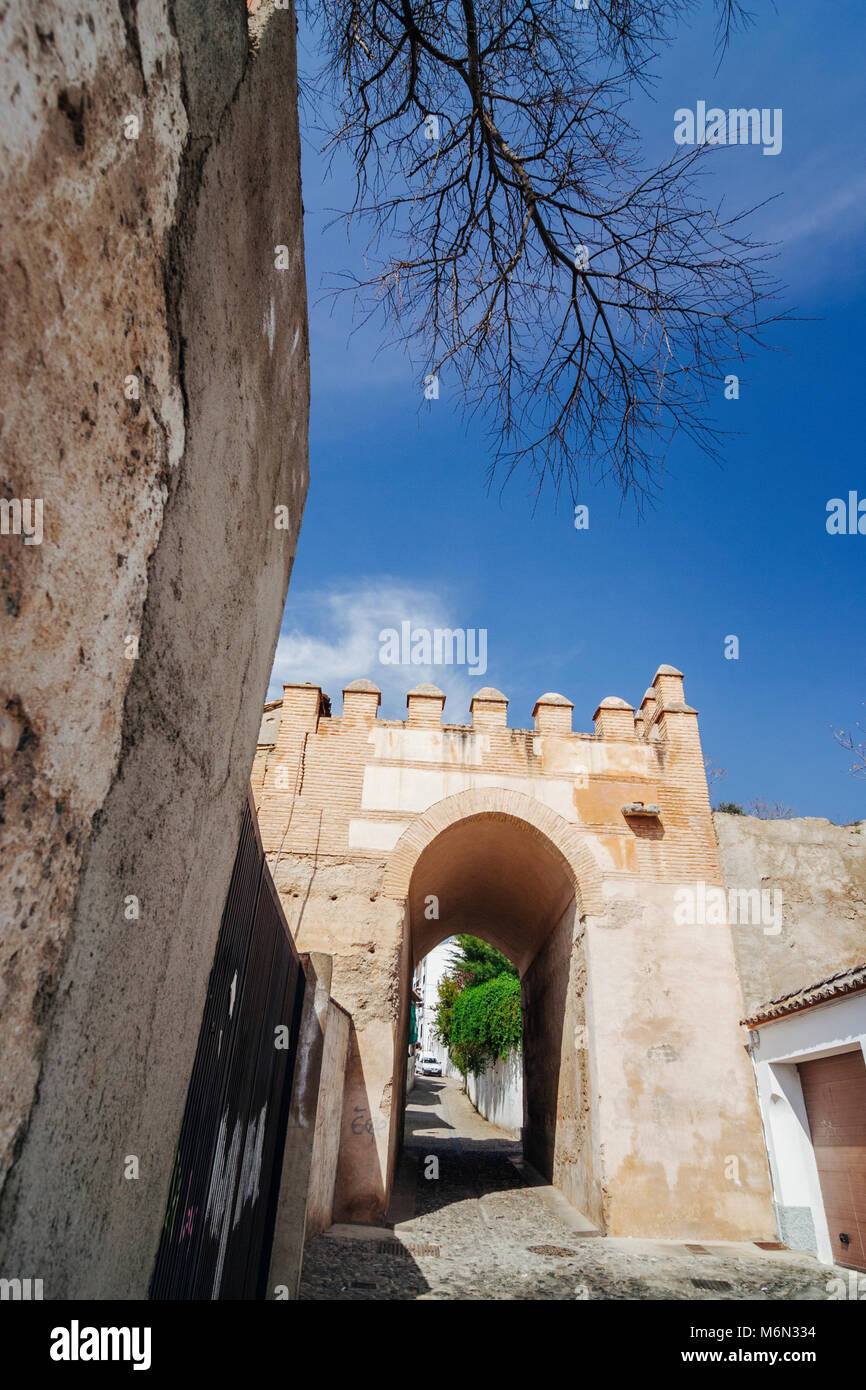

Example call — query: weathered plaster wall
[521,902,601,1225]
[268,854,405,1224]
[305,999,351,1236]
[588,880,774,1239]
[0,0,308,1297]
[1,0,187,1192]
[391,898,415,1206]
[715,814,866,1015]
[521,906,571,1176]
[268,953,335,1299]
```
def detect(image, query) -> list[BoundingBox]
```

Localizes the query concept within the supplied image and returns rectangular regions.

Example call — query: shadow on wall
[333,1024,390,1225]
[520,901,574,1182]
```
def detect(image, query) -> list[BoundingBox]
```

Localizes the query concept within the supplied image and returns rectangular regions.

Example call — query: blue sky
[270,1,866,823]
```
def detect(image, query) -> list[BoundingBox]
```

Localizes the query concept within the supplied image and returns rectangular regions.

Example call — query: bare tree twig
[832,708,866,779]
[305,0,786,505]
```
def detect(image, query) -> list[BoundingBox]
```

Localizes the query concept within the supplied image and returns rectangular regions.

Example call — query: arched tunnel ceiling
[409,814,576,972]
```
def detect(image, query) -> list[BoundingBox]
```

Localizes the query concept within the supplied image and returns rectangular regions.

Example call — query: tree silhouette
[307,0,782,505]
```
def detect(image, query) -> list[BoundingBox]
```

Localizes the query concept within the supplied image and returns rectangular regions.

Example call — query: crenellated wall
[254,665,722,885]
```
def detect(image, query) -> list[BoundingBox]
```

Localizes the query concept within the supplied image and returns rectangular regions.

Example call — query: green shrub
[447,972,521,1077]
[452,935,518,988]
[433,974,460,1047]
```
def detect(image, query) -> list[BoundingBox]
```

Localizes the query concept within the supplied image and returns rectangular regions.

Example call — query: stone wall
[715,814,866,1015]
[267,852,406,1224]
[0,0,309,1297]
[305,1000,351,1236]
[588,878,773,1239]
[268,955,351,1298]
[521,901,600,1223]
[254,670,777,1239]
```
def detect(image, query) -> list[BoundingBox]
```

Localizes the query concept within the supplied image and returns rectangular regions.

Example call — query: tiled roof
[742,963,866,1027]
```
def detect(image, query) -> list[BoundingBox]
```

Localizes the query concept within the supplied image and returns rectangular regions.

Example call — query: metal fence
[150,792,304,1300]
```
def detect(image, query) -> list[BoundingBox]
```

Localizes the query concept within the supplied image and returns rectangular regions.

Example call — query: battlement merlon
[342,678,381,726]
[592,696,634,739]
[269,664,698,743]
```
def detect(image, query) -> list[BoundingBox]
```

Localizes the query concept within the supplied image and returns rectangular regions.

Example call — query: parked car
[416,1055,442,1076]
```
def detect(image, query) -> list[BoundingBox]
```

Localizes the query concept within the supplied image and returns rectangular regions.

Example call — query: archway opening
[402,811,596,1221]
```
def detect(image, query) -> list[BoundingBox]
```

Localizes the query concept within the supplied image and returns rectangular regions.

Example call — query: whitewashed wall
[466,1051,523,1137]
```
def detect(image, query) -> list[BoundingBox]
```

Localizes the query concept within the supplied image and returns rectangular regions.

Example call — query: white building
[744,963,866,1272]
[413,938,458,1057]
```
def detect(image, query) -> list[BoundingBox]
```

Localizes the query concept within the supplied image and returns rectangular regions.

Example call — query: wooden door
[799,1049,866,1271]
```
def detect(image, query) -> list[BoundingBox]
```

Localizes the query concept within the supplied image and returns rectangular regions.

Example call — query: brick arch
[382,786,604,916]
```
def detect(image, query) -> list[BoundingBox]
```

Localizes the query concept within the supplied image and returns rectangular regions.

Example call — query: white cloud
[777,170,866,249]
[268,580,487,722]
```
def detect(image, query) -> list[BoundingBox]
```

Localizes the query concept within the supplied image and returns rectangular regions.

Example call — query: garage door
[799,1049,866,1271]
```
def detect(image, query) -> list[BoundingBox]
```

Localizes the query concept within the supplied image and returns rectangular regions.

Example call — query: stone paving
[299,1075,848,1301]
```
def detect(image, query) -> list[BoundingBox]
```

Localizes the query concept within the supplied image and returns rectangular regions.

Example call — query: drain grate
[374,1239,440,1258]
[528,1244,578,1258]
[690,1278,732,1291]
[375,1240,410,1257]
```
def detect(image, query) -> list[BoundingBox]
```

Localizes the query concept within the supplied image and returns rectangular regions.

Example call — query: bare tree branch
[747,798,796,820]
[306,0,785,504]
[832,708,866,779]
[704,757,728,785]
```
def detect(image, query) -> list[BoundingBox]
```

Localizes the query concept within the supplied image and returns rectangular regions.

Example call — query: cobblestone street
[299,1075,848,1301]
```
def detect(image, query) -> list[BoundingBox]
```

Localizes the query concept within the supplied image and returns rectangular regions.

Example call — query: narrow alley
[299,1075,844,1301]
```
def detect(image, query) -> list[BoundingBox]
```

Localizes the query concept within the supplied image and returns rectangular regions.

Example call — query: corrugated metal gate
[150,792,305,1300]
